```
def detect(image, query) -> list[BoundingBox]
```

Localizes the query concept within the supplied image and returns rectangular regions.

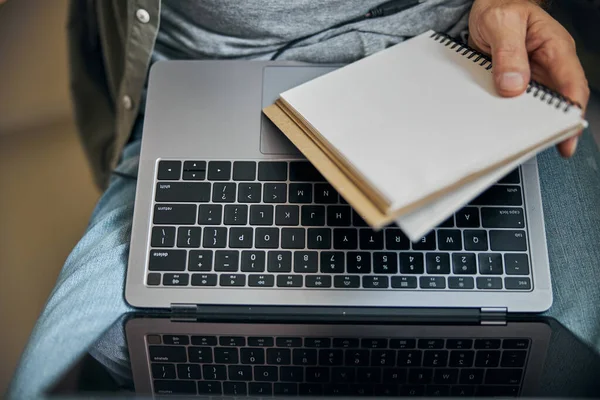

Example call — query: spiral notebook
[263,30,588,241]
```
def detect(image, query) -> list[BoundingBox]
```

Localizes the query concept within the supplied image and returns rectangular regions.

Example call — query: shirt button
[135,8,150,24]
[122,95,133,110]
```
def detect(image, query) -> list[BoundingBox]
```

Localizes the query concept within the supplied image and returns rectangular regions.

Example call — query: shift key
[490,230,527,251]
[154,204,196,225]
[156,182,211,202]
[471,186,522,206]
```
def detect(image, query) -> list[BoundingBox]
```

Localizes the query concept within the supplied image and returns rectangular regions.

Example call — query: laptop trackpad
[260,66,338,155]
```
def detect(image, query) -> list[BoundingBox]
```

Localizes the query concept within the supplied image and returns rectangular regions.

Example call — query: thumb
[482,13,530,96]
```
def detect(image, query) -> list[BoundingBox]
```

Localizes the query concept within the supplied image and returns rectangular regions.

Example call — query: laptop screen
[46,314,600,398]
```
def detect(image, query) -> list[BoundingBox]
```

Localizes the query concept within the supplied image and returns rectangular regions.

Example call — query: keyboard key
[330,368,355,384]
[149,250,186,271]
[275,383,298,395]
[248,274,275,287]
[176,227,201,248]
[438,229,462,250]
[447,339,473,349]
[224,205,248,225]
[276,205,300,226]
[356,368,381,383]
[212,182,236,202]
[268,251,292,272]
[258,161,287,181]
[449,350,475,367]
[363,275,389,288]
[276,338,301,349]
[306,338,332,348]
[426,253,450,274]
[459,368,484,384]
[151,226,176,247]
[147,273,161,285]
[374,384,399,396]
[152,363,176,379]
[157,160,182,180]
[255,228,279,248]
[505,253,530,275]
[289,183,312,203]
[471,185,522,206]
[153,204,196,225]
[419,276,446,289]
[182,170,204,181]
[289,161,325,182]
[191,336,217,346]
[475,350,501,367]
[249,205,273,225]
[400,253,424,274]
[177,364,200,380]
[264,183,287,203]
[434,368,458,384]
[249,382,272,395]
[464,230,488,250]
[452,253,476,274]
[162,335,188,345]
[214,250,239,272]
[207,161,231,180]
[202,365,227,380]
[477,386,520,396]
[385,229,410,250]
[333,338,359,348]
[345,349,369,366]
[408,369,432,384]
[248,337,274,347]
[448,277,475,289]
[277,275,303,287]
[373,252,398,274]
[351,211,367,227]
[191,273,217,286]
[314,183,338,203]
[220,274,246,287]
[482,207,525,228]
[503,339,530,349]
[474,339,501,349]
[412,231,436,250]
[390,339,416,349]
[361,338,388,349]
[155,182,210,203]
[223,382,247,396]
[499,168,520,184]
[426,385,450,396]
[452,386,476,396]
[255,366,279,382]
[149,346,187,362]
[401,385,425,396]
[198,204,222,225]
[477,277,503,290]
[188,250,213,271]
[229,365,252,381]
[321,252,344,273]
[397,350,422,366]
[294,251,318,273]
[229,227,253,248]
[418,339,444,349]
[299,383,323,396]
[455,207,480,227]
[306,276,331,291]
[202,227,227,248]
[359,229,384,250]
[439,216,454,228]
[302,205,326,226]
[183,161,206,172]
[505,277,532,290]
[232,161,256,181]
[333,229,358,249]
[238,183,261,203]
[306,367,330,383]
[501,350,527,367]
[293,349,318,365]
[478,253,503,274]
[188,346,213,363]
[214,347,239,364]
[334,275,360,288]
[485,368,523,385]
[370,350,395,366]
[153,380,196,395]
[307,228,331,249]
[423,350,448,367]
[347,252,371,273]
[241,250,266,272]
[268,348,292,364]
[327,206,351,226]
[391,276,418,289]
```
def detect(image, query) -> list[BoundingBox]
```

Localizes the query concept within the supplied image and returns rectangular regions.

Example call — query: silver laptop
[125,61,552,314]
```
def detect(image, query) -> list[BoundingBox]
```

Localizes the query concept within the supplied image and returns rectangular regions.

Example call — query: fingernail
[568,137,579,157]
[499,72,525,92]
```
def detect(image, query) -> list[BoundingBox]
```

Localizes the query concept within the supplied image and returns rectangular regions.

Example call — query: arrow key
[208,161,231,180]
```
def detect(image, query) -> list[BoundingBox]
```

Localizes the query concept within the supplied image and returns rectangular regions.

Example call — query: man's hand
[468,0,590,157]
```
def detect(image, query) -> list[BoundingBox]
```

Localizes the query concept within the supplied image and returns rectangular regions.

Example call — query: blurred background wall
[0,0,99,394]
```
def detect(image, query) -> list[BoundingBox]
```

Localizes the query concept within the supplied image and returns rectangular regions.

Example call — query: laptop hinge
[170,303,200,322]
[480,307,507,325]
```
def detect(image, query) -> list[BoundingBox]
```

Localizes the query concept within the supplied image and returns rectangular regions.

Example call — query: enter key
[481,207,525,229]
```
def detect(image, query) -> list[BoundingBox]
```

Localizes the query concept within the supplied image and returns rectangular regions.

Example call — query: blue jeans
[8,120,600,398]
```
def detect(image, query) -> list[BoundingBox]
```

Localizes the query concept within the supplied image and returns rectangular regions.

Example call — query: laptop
[125,61,552,314]
[47,312,600,397]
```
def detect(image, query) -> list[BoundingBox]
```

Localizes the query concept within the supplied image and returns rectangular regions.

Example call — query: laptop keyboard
[147,333,530,396]
[147,160,532,291]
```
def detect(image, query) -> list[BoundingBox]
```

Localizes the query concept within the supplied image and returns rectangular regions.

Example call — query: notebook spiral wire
[430,32,579,112]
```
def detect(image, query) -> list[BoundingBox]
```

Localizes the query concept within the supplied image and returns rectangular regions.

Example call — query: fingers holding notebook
[468,0,590,157]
